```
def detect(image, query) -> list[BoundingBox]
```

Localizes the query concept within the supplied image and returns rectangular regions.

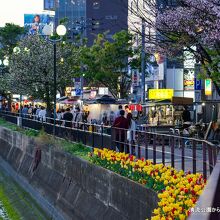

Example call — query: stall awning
[58,96,80,104]
[96,95,116,104]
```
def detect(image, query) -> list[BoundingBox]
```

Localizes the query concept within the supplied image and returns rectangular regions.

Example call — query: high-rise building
[50,0,128,45]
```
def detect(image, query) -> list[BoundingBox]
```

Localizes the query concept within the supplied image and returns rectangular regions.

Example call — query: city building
[44,0,128,45]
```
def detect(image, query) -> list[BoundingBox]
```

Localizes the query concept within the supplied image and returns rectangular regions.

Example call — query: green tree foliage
[81,31,140,98]
[9,35,80,110]
[0,23,25,107]
[0,23,25,56]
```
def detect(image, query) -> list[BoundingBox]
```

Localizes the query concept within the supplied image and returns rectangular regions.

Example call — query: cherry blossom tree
[9,35,80,110]
[127,0,220,94]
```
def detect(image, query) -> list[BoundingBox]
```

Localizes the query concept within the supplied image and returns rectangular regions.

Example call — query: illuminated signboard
[205,79,212,96]
[149,89,174,100]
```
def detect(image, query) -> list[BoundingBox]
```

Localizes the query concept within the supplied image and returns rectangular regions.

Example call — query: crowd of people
[4,103,138,154]
[9,104,86,127]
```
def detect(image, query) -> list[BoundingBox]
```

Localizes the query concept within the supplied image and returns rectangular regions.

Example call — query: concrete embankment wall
[0,127,158,220]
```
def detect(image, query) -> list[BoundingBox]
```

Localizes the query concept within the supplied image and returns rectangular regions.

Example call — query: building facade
[47,0,128,45]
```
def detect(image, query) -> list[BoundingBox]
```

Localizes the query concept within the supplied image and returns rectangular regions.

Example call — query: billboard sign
[24,14,54,35]
[149,89,174,100]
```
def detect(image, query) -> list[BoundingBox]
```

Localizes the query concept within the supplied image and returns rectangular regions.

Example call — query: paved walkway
[136,144,210,176]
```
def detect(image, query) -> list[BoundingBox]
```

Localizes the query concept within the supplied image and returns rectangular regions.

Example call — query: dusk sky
[0,0,44,26]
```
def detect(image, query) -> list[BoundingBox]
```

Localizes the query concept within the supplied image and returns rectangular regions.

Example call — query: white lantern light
[3,59,9,66]
[56,25,67,36]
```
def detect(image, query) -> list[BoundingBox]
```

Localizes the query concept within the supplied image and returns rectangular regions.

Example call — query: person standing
[38,106,46,122]
[116,105,123,118]
[63,108,73,128]
[113,110,129,153]
[36,105,41,120]
[22,105,28,117]
[127,113,137,155]
[73,107,82,128]
[182,106,191,122]
[109,111,115,126]
[125,105,131,117]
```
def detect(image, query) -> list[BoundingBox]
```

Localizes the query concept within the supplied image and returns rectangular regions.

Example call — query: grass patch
[0,118,40,137]
[59,141,91,160]
[0,118,18,131]
[0,118,91,160]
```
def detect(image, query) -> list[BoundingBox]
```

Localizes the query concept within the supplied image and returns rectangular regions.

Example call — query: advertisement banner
[24,14,54,35]
[183,69,194,90]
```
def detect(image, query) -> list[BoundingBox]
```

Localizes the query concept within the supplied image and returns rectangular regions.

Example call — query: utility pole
[141,18,146,104]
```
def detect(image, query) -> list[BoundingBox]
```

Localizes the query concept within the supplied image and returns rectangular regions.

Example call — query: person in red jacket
[113,110,129,153]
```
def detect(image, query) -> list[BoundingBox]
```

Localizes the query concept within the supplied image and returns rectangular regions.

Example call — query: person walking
[127,113,137,155]
[113,110,129,153]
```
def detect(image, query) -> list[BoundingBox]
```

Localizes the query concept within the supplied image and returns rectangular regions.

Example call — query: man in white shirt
[38,106,47,122]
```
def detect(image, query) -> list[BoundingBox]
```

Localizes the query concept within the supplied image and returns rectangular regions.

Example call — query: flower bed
[89,148,206,220]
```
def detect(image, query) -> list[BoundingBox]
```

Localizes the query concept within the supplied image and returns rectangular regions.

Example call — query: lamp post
[13,47,23,125]
[42,24,67,135]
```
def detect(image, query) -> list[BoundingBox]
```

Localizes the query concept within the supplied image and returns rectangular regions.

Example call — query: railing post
[101,124,104,149]
[83,122,86,145]
[92,124,95,148]
[111,126,116,151]
[162,135,165,165]
[145,132,148,160]
[153,134,156,164]
[207,144,214,174]
[192,140,197,174]
[137,130,141,158]
[171,136,175,168]
[203,142,207,180]
[181,138,185,171]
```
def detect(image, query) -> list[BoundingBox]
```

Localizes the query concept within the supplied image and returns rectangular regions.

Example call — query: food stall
[140,89,193,133]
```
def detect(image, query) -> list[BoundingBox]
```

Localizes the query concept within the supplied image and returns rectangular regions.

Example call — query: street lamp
[13,47,23,125]
[42,24,67,135]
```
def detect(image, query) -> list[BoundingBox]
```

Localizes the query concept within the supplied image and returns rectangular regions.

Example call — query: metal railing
[0,110,219,179]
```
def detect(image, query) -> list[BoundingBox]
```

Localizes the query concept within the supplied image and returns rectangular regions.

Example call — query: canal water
[0,201,10,219]
[0,168,49,220]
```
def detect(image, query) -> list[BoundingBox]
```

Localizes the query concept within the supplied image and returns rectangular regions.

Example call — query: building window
[93,1,100,9]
